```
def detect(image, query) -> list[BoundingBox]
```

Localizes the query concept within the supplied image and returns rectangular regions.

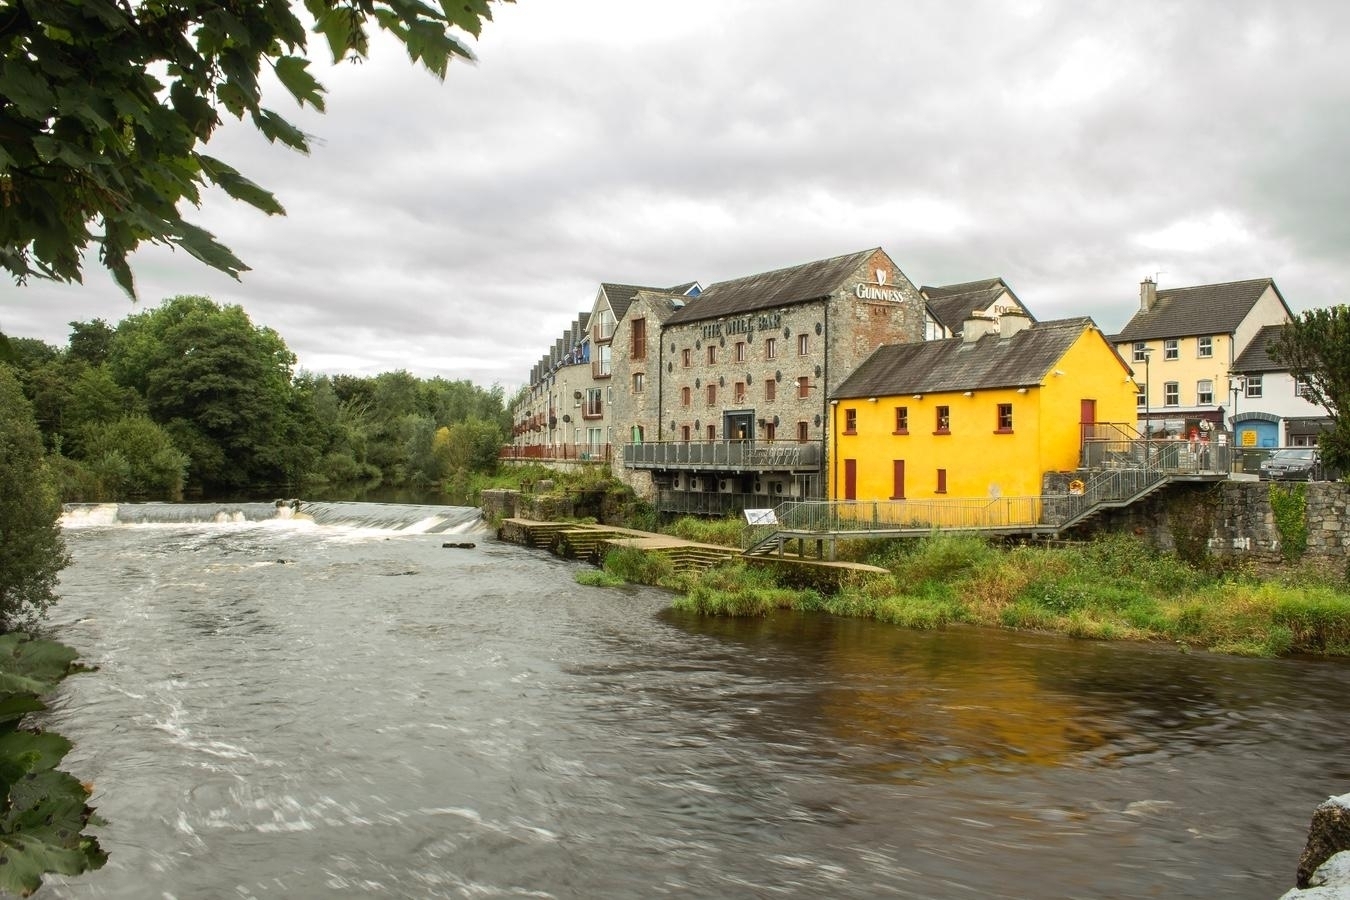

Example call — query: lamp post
[1229,374,1244,472]
[1139,348,1153,466]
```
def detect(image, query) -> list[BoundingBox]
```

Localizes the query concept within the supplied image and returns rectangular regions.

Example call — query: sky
[7,0,1350,392]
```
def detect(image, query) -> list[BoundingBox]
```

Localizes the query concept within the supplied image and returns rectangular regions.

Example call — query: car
[1258,447,1322,481]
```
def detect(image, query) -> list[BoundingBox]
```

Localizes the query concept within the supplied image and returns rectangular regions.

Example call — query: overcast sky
[7,0,1350,390]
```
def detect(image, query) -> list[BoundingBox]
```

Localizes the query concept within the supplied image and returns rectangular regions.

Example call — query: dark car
[1258,447,1322,481]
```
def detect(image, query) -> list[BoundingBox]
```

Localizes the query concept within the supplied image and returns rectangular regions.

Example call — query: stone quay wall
[1074,480,1350,568]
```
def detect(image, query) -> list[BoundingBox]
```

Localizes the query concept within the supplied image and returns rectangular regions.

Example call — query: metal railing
[744,437,1234,551]
[623,440,823,470]
[500,443,612,462]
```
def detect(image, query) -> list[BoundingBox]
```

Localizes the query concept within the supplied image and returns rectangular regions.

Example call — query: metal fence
[500,443,612,462]
[623,440,822,470]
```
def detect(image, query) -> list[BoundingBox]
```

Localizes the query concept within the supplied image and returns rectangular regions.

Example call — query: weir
[61,500,485,534]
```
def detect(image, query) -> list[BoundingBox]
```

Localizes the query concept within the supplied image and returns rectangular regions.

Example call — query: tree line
[4,295,510,500]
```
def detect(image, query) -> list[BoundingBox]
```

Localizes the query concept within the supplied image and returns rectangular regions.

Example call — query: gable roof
[921,277,1032,333]
[599,281,699,321]
[629,289,694,325]
[834,318,1110,399]
[1113,278,1285,342]
[665,248,878,326]
[1231,323,1289,373]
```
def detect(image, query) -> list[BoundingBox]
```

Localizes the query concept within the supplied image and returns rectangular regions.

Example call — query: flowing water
[34,502,1350,899]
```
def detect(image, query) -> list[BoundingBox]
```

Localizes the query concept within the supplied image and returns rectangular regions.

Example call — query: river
[34,501,1350,899]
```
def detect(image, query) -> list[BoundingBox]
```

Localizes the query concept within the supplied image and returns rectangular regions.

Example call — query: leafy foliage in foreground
[0,634,105,896]
[2,0,510,295]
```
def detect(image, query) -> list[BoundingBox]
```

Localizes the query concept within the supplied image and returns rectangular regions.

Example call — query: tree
[107,295,306,489]
[1271,305,1350,477]
[0,365,67,632]
[1,0,510,295]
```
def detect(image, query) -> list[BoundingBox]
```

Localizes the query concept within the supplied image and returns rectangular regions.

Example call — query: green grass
[668,531,1350,658]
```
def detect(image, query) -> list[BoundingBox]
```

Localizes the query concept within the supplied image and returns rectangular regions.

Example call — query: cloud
[7,0,1350,389]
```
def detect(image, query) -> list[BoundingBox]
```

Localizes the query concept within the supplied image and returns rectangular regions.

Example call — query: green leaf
[253,108,309,151]
[199,155,286,216]
[171,220,250,279]
[0,635,83,697]
[273,56,326,111]
[0,694,46,731]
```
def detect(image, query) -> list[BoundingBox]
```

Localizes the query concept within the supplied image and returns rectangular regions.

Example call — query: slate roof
[1112,278,1285,342]
[629,289,694,325]
[600,283,667,322]
[834,318,1111,399]
[664,248,878,326]
[1231,324,1289,373]
[921,277,1032,333]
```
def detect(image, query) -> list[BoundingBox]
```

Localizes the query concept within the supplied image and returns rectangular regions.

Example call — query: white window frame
[1163,381,1179,406]
[1197,336,1213,359]
[1164,339,1179,360]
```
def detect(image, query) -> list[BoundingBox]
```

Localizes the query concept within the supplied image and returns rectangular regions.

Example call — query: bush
[0,367,68,631]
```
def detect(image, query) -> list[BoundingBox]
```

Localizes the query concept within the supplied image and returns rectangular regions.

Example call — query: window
[681,348,692,368]
[735,341,746,362]
[734,381,746,404]
[632,372,644,393]
[765,379,776,401]
[1197,379,1214,405]
[630,317,646,359]
[797,376,810,399]
[708,345,719,365]
[593,343,611,378]
[844,409,857,434]
[1136,391,1146,409]
[797,333,809,356]
[1163,381,1179,406]
[765,337,777,359]
[1197,336,1213,359]
[681,386,691,407]
[1164,339,1179,360]
[935,405,950,434]
[1132,342,1148,362]
[764,422,776,441]
[680,425,691,442]
[936,468,947,494]
[1246,375,1263,398]
[1296,376,1314,399]
[796,421,809,442]
[894,406,908,434]
[583,387,603,418]
[996,403,1013,432]
[706,384,716,405]
[706,424,716,441]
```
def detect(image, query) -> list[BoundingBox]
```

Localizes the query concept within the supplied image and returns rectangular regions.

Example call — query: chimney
[998,310,1032,338]
[962,313,998,343]
[1140,277,1157,312]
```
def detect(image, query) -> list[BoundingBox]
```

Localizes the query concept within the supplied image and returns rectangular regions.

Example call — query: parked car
[1258,447,1322,481]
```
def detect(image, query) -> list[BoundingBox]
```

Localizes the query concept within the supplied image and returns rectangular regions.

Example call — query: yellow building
[829,315,1137,507]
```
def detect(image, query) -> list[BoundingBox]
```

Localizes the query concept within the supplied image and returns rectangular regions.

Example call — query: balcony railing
[623,440,823,472]
[500,443,612,463]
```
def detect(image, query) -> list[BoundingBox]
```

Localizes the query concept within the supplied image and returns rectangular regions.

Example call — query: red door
[1080,399,1097,441]
[892,460,905,500]
[844,459,857,500]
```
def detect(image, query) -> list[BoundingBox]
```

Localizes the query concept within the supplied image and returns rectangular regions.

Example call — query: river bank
[485,485,1350,659]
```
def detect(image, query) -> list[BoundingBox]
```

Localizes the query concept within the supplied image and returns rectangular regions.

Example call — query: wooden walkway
[497,518,886,577]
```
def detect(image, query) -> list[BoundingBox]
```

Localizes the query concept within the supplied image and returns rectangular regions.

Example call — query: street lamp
[1138,348,1153,465]
[1229,374,1245,471]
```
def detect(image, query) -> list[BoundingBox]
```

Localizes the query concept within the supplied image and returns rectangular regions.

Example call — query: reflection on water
[36,509,1350,899]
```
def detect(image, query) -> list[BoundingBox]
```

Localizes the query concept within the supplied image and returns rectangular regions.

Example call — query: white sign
[744,509,779,525]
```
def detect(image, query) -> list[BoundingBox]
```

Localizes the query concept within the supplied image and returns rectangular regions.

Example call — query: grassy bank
[583,520,1350,658]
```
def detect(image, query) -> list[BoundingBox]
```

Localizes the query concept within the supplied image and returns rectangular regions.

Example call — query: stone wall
[1067,479,1350,568]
